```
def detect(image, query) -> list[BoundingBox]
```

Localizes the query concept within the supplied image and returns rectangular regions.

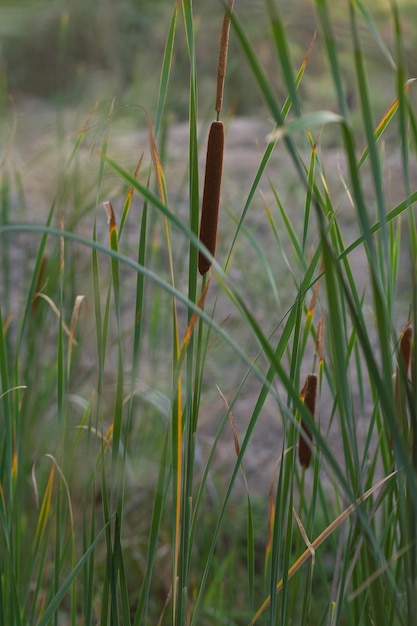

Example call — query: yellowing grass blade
[179,278,211,359]
[143,107,168,206]
[358,78,416,167]
[120,153,144,236]
[33,465,55,547]
[104,201,118,253]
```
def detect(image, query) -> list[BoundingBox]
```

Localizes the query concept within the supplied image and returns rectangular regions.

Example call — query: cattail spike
[304,374,317,417]
[198,121,224,275]
[399,324,413,375]
[299,374,318,469]
[392,323,413,449]
[215,0,234,115]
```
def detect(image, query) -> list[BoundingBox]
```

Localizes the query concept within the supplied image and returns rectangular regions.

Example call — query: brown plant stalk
[216,0,234,115]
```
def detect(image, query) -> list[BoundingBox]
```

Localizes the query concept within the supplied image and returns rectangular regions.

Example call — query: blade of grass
[266,0,302,118]
[155,2,179,137]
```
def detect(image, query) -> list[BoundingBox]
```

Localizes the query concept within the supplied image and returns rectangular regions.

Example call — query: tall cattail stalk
[299,374,318,469]
[198,2,233,275]
[198,121,224,275]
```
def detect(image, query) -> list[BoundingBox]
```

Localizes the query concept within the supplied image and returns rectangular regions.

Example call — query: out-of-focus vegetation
[0,0,416,119]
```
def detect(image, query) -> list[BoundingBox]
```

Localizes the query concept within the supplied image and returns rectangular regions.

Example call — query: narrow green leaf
[155,3,179,136]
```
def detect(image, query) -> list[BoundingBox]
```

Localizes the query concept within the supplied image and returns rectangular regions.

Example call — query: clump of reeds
[198,1,233,276]
[298,374,318,469]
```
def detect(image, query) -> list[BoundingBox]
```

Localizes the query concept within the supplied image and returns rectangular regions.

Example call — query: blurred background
[1,0,415,122]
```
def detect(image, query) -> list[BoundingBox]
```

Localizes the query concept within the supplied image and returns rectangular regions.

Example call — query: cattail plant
[198,120,225,275]
[393,323,413,446]
[399,324,413,374]
[298,374,318,469]
[198,1,233,276]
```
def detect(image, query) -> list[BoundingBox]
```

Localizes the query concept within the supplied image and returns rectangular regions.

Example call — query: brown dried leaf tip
[298,374,318,469]
[104,201,117,233]
[198,121,224,275]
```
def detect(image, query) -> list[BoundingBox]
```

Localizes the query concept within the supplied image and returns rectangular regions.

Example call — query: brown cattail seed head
[399,325,413,375]
[299,374,318,469]
[198,121,224,275]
